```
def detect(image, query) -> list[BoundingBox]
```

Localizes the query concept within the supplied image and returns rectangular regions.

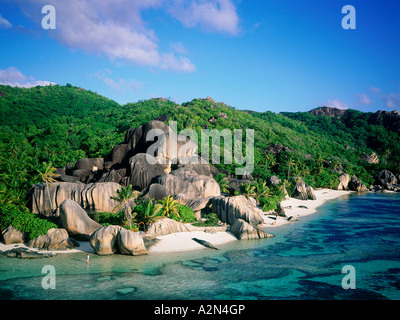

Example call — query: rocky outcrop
[309,106,347,118]
[27,228,75,251]
[59,199,102,240]
[155,174,202,198]
[145,218,190,237]
[360,152,379,164]
[337,173,350,191]
[117,228,148,256]
[230,219,273,240]
[128,153,165,190]
[89,225,148,256]
[291,177,316,200]
[29,182,121,216]
[378,170,398,190]
[142,183,170,200]
[90,225,121,255]
[174,194,211,212]
[348,175,368,192]
[1,226,24,245]
[210,195,264,227]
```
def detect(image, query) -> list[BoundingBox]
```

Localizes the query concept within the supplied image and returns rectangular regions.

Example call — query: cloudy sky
[0,0,399,112]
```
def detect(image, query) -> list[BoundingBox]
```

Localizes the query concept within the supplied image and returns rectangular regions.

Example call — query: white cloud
[0,14,12,28]
[357,93,372,105]
[15,0,240,72]
[324,99,349,110]
[0,66,55,88]
[381,92,400,109]
[168,0,240,35]
[92,68,144,92]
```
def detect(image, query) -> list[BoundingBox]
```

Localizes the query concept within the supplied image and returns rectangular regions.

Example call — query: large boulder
[378,170,398,190]
[185,175,221,198]
[75,158,104,172]
[155,174,202,198]
[1,226,24,245]
[291,177,316,200]
[27,228,75,251]
[29,182,121,216]
[230,219,273,240]
[337,173,350,191]
[145,218,190,237]
[348,175,368,192]
[210,195,264,227]
[142,183,170,200]
[117,228,148,255]
[174,194,211,212]
[128,153,165,190]
[89,225,121,255]
[104,143,130,169]
[98,168,127,184]
[59,199,102,240]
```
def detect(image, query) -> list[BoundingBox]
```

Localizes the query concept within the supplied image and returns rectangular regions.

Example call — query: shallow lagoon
[1,192,399,300]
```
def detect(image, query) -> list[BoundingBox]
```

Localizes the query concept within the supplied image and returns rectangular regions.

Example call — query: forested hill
[1,83,399,208]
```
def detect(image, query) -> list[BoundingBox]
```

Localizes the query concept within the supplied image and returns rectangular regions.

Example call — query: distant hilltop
[308,106,400,135]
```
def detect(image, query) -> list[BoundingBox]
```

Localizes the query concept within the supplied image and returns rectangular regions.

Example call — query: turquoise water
[1,192,399,300]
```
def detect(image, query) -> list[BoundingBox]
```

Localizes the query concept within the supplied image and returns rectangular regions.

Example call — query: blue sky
[0,0,399,112]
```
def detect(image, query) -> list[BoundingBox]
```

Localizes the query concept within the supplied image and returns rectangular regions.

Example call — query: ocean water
[0,192,399,300]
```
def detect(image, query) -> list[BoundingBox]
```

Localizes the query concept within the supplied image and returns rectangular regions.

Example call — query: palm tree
[253,179,270,199]
[133,198,162,231]
[111,185,138,230]
[286,157,296,179]
[240,183,257,200]
[265,153,276,170]
[158,196,181,219]
[215,173,230,193]
[36,162,57,212]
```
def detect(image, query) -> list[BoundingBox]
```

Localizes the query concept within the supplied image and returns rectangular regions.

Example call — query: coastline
[0,189,353,256]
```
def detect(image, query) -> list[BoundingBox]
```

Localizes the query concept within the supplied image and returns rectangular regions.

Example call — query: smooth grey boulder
[59,199,102,240]
[117,228,148,255]
[170,167,198,180]
[174,194,212,212]
[348,175,368,192]
[29,182,121,216]
[75,158,104,172]
[378,170,398,190]
[185,175,221,198]
[155,174,202,198]
[142,183,170,200]
[90,225,148,256]
[291,177,316,200]
[27,228,75,251]
[128,153,165,190]
[230,219,273,240]
[146,218,190,237]
[1,226,24,245]
[337,173,350,191]
[210,195,264,227]
[89,225,121,255]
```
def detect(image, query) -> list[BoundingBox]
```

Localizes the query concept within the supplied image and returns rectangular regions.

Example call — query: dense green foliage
[1,84,399,237]
[0,204,58,240]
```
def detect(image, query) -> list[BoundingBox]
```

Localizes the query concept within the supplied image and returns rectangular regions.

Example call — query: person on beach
[86,254,90,264]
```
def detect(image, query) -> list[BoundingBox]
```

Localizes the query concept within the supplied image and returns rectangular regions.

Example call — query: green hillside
[1,84,399,211]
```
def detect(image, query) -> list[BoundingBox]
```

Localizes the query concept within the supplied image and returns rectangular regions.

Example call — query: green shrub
[88,211,125,227]
[175,204,196,223]
[192,213,220,227]
[0,204,58,241]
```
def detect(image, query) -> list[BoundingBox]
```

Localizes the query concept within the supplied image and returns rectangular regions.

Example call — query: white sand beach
[260,188,353,228]
[0,189,353,256]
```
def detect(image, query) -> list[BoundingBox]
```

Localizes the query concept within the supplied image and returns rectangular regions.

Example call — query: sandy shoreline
[0,189,352,256]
